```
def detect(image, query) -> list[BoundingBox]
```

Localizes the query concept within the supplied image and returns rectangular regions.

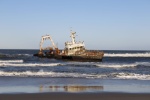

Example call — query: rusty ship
[34,31,104,62]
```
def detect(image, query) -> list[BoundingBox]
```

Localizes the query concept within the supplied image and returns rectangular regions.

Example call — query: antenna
[70,27,72,33]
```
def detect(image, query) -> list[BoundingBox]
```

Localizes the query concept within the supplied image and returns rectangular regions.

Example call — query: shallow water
[0,77,150,93]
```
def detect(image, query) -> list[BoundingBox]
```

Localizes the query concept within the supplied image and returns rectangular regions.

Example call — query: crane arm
[40,35,57,51]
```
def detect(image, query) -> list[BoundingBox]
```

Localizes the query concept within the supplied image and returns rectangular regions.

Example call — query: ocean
[0,49,150,93]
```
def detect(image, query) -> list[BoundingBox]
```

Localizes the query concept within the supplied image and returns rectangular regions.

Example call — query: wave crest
[104,52,150,57]
[0,63,60,67]
[0,71,150,80]
[0,60,23,63]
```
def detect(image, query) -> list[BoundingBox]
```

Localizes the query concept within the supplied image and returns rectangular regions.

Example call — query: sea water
[0,49,150,93]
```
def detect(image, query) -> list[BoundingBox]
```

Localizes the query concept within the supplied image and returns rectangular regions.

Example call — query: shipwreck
[34,31,104,62]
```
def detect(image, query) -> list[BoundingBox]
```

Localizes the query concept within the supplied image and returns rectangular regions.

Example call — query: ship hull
[34,52,104,62]
[55,55,103,62]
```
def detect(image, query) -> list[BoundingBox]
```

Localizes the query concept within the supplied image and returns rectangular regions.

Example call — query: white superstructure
[64,31,85,55]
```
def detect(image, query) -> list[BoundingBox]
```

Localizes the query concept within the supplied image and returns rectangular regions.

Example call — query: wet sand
[0,93,150,100]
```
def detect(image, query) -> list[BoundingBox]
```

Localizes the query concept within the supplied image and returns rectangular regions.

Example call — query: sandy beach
[0,92,150,100]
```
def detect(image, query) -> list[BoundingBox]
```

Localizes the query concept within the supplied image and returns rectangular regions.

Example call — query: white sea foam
[96,72,150,80]
[104,52,150,57]
[63,61,137,68]
[96,61,150,69]
[135,62,150,66]
[0,60,24,63]
[115,73,150,80]
[0,71,150,80]
[0,60,149,68]
[60,62,150,69]
[0,71,95,78]
[0,63,60,67]
[17,54,32,56]
[95,63,137,68]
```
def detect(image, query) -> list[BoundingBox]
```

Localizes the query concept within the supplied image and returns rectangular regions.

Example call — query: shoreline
[0,92,150,100]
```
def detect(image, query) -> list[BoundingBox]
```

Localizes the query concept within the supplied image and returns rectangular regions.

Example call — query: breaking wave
[1,61,150,68]
[104,52,150,57]
[0,53,32,58]
[0,71,94,78]
[0,71,150,80]
[0,63,60,67]
[115,73,150,80]
[0,60,24,63]
[63,61,150,69]
[135,62,150,67]
[61,63,136,69]
[95,63,136,68]
[16,54,32,56]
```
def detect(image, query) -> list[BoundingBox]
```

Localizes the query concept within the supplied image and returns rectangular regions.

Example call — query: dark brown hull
[55,55,103,62]
[34,52,104,62]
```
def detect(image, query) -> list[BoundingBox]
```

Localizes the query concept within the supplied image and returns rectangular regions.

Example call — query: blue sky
[0,0,150,50]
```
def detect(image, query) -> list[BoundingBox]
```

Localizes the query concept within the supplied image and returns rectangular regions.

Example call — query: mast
[71,31,76,44]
